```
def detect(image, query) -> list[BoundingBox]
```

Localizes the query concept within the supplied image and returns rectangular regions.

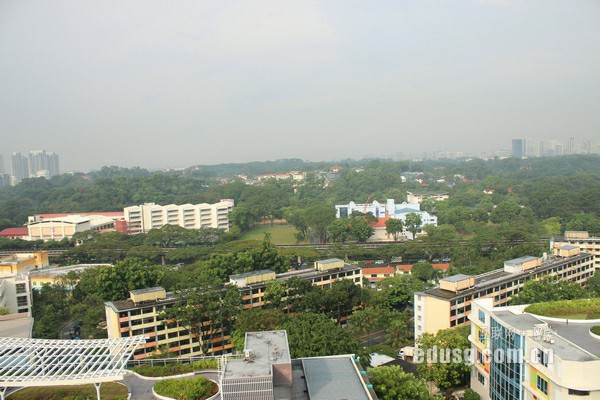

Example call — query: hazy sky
[1,1,599,171]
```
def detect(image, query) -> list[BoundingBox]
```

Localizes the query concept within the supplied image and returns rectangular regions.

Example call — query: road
[359,329,387,348]
[59,319,80,339]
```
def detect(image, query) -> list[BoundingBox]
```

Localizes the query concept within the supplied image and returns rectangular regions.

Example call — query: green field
[239,225,299,245]
[8,383,128,400]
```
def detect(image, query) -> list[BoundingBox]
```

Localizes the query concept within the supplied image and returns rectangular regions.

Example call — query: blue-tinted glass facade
[489,318,523,400]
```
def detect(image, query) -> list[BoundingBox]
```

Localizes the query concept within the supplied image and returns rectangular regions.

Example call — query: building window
[16,296,28,307]
[478,310,486,323]
[568,389,590,396]
[535,349,549,367]
[478,330,486,345]
[536,375,548,395]
[477,372,485,385]
[16,283,27,294]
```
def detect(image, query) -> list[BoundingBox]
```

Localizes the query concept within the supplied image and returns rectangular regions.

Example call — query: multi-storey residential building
[0,273,32,315]
[233,259,363,310]
[28,150,59,178]
[123,200,234,234]
[105,259,363,360]
[414,247,595,339]
[10,152,29,184]
[469,298,600,400]
[551,230,600,270]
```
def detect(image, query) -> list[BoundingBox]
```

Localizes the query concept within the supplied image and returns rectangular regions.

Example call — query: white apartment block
[124,200,234,234]
[0,274,32,315]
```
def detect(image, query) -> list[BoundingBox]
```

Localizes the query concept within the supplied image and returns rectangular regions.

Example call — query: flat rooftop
[0,314,33,338]
[537,317,600,360]
[422,253,592,301]
[301,356,372,400]
[29,264,111,278]
[223,330,291,379]
[494,309,600,362]
[504,255,539,265]
[494,310,543,332]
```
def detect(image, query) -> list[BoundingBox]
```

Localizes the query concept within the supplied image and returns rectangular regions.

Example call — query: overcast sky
[1,1,599,171]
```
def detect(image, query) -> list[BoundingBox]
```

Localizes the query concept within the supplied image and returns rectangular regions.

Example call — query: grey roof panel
[302,356,370,400]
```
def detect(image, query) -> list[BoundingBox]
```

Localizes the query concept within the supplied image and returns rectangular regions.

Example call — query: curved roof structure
[0,336,145,388]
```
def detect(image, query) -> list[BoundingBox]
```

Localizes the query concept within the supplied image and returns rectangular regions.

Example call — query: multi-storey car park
[414,246,595,339]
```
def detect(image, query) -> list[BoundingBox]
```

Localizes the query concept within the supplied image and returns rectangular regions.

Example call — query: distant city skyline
[1,1,599,171]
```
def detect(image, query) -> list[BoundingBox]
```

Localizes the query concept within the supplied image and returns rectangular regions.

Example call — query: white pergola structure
[0,336,145,400]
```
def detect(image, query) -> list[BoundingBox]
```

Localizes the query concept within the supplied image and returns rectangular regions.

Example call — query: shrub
[154,376,217,400]
[132,359,218,377]
[524,298,600,320]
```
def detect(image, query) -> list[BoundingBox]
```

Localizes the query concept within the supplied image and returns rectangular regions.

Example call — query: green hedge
[524,298,600,320]
[132,360,218,377]
[591,326,600,336]
[154,376,217,400]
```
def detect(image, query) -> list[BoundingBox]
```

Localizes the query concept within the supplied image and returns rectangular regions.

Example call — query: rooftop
[421,253,593,301]
[442,274,473,282]
[229,269,275,280]
[0,314,33,338]
[130,286,165,295]
[222,330,291,379]
[493,308,600,362]
[301,356,371,400]
[504,255,539,265]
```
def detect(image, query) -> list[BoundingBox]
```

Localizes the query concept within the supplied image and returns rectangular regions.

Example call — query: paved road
[359,329,387,347]
[123,370,219,400]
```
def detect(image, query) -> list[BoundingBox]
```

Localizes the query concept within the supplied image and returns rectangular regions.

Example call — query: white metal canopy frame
[0,336,146,400]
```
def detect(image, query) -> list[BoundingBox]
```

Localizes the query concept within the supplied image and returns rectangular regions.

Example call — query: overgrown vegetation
[153,376,217,400]
[131,360,218,377]
[524,298,600,319]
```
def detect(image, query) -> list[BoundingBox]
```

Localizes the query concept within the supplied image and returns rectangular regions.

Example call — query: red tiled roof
[35,212,124,218]
[396,263,450,272]
[0,227,28,237]
[362,266,395,275]
[371,217,390,228]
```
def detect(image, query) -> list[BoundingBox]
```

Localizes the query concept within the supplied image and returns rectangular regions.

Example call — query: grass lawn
[7,383,128,400]
[239,225,298,245]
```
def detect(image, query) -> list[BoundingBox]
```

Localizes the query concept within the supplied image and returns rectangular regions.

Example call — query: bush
[132,360,218,377]
[464,388,481,400]
[154,376,217,400]
[524,298,600,320]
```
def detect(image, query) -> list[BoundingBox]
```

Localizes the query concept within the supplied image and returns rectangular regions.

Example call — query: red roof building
[0,227,28,239]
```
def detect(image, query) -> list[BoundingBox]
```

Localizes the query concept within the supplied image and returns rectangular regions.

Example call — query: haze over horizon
[1,1,599,172]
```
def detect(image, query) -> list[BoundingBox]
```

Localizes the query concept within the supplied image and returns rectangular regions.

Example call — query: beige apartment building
[123,200,234,234]
[105,259,363,360]
[414,247,595,339]
[551,230,600,270]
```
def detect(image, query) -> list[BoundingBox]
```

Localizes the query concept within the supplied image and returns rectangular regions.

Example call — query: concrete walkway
[122,370,219,400]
